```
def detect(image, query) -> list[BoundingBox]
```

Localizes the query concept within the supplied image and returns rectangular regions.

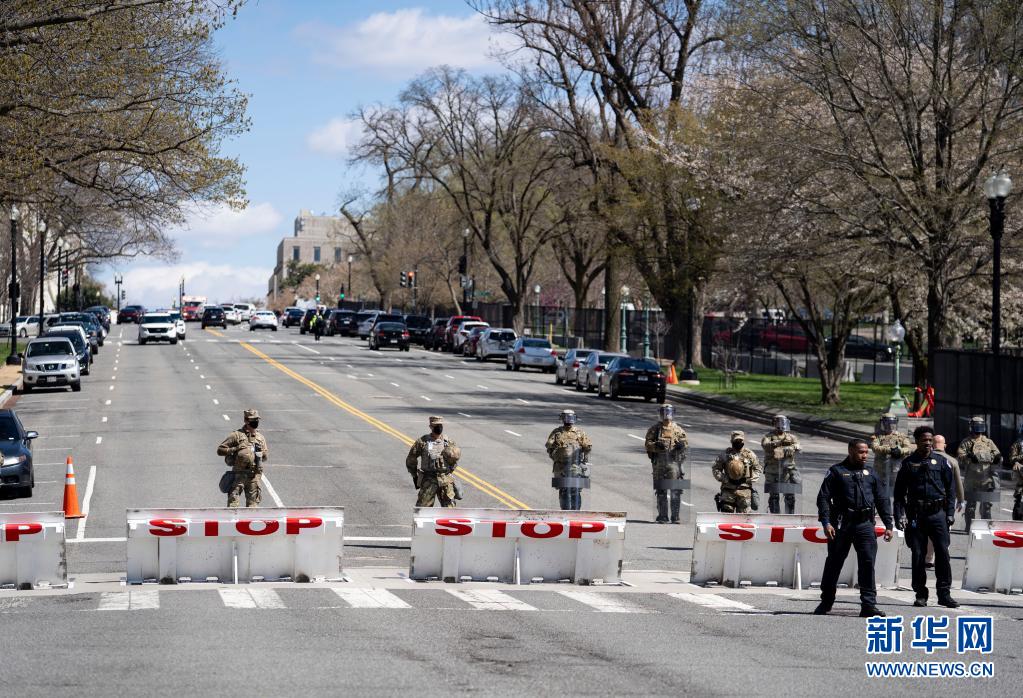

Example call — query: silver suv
[21,337,81,393]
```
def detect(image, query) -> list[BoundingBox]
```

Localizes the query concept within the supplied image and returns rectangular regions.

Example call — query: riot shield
[880,454,895,503]
[552,446,589,511]
[651,448,690,523]
[964,480,1001,533]
[763,454,801,514]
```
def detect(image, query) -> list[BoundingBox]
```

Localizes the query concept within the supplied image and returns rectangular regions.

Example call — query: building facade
[266,209,355,304]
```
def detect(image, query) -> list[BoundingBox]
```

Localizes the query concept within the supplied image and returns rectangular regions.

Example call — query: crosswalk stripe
[669,592,767,613]
[98,590,160,611]
[332,588,411,609]
[97,592,129,611]
[447,589,537,611]
[557,590,644,613]
[218,588,286,609]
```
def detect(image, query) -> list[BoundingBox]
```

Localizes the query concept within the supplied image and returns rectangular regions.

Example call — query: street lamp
[315,273,321,303]
[886,319,907,417]
[37,221,46,336]
[114,273,123,318]
[7,205,20,364]
[642,295,651,359]
[347,254,354,306]
[984,171,1012,355]
[620,285,630,353]
[462,228,471,306]
[534,284,541,336]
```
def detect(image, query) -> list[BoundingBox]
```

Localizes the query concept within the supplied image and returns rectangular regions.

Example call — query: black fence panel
[933,350,1022,454]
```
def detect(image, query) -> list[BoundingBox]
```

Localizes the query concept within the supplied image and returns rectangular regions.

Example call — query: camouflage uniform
[545,422,592,510]
[1010,439,1023,521]
[957,434,1002,523]
[869,431,914,490]
[644,421,688,522]
[713,433,762,513]
[405,420,461,508]
[761,429,802,514]
[216,409,269,508]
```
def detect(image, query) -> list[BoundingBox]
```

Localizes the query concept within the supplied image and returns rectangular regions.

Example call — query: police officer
[762,414,801,513]
[216,409,269,508]
[869,412,913,494]
[956,416,1003,531]
[545,409,592,510]
[893,425,959,608]
[644,404,688,523]
[814,439,894,617]
[712,431,762,513]
[1009,424,1023,521]
[405,416,462,507]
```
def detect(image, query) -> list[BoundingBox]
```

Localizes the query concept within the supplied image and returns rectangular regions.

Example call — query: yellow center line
[203,329,530,509]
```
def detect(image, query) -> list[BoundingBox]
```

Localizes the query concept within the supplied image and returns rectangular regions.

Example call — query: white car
[21,336,81,392]
[453,321,489,351]
[169,311,187,340]
[233,303,254,322]
[249,310,278,331]
[220,305,241,325]
[138,313,178,345]
[476,328,517,361]
[505,337,558,373]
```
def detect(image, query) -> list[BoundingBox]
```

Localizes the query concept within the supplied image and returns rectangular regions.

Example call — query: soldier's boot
[1013,495,1023,521]
[669,491,682,523]
[570,488,582,511]
[964,511,973,534]
[784,494,796,515]
[980,501,993,521]
[768,493,780,514]
[655,491,669,523]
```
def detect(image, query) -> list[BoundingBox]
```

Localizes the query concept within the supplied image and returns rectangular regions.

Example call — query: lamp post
[984,172,1012,355]
[643,295,651,359]
[37,221,46,337]
[461,228,471,306]
[886,320,907,417]
[7,205,20,364]
[620,285,630,353]
[347,254,353,306]
[315,273,321,304]
[114,274,123,317]
[533,284,541,336]
[680,284,700,382]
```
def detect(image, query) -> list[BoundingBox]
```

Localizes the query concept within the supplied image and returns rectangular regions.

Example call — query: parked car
[424,317,450,350]
[14,316,38,337]
[368,321,410,351]
[555,348,596,386]
[169,311,187,340]
[21,337,81,393]
[456,322,490,354]
[0,410,39,496]
[448,318,486,352]
[759,325,809,353]
[181,303,203,322]
[58,312,104,349]
[505,337,557,373]
[282,307,305,328]
[201,306,227,329]
[443,316,483,351]
[117,305,145,324]
[351,310,378,339]
[597,357,666,402]
[334,310,360,337]
[44,328,91,374]
[249,310,279,332]
[402,315,433,345]
[220,304,241,325]
[233,303,254,322]
[325,309,352,336]
[475,328,517,361]
[824,334,894,361]
[138,313,178,345]
[359,312,403,340]
[575,351,628,392]
[84,305,112,330]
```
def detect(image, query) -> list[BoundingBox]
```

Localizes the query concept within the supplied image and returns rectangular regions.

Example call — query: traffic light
[399,271,407,288]
[121,290,126,301]
[407,271,416,288]
[315,293,321,303]
[339,285,345,301]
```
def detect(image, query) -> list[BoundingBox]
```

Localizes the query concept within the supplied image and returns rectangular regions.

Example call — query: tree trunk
[603,251,620,351]
[691,285,706,369]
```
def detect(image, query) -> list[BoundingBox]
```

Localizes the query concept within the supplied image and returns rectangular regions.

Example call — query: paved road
[1,322,1019,696]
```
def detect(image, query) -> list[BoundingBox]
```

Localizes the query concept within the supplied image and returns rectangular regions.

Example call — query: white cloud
[306,117,363,158]
[298,9,507,74]
[120,261,273,308]
[172,201,284,247]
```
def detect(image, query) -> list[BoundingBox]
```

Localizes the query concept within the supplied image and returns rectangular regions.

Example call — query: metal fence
[933,349,1023,454]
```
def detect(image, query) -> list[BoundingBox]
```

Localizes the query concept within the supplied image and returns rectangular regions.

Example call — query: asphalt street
[1,321,1020,696]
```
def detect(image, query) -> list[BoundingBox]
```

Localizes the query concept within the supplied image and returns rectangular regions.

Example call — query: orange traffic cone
[667,364,679,385]
[63,456,84,519]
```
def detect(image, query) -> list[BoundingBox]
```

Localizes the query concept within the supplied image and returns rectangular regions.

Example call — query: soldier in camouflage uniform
[869,412,913,494]
[956,416,1003,531]
[644,404,688,523]
[762,415,802,514]
[217,409,270,508]
[1009,424,1023,521]
[405,416,462,507]
[713,430,763,513]
[545,409,592,510]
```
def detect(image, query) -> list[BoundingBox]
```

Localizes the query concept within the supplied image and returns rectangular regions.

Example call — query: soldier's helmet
[726,456,745,481]
[970,416,987,435]
[773,414,790,432]
[560,409,577,426]
[658,404,674,421]
[880,412,898,434]
[243,409,260,422]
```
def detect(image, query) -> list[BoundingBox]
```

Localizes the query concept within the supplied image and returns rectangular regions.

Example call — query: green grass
[682,368,900,425]
[0,339,26,365]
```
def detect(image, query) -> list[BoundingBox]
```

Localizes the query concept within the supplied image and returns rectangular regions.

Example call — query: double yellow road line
[207,329,529,508]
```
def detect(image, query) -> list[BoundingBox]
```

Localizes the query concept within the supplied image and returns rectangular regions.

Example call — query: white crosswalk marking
[332,588,411,609]
[669,592,767,613]
[447,589,537,611]
[98,590,160,611]
[218,588,285,609]
[557,590,644,613]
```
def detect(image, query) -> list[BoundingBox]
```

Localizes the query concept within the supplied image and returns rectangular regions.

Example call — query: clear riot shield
[880,454,895,504]
[651,448,690,523]
[964,478,1001,533]
[763,453,802,515]
[552,446,589,511]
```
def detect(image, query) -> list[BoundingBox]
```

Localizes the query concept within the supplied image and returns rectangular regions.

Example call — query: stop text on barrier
[433,518,609,539]
[710,523,889,544]
[145,517,324,537]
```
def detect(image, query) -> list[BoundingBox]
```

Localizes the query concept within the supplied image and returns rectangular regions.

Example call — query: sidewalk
[0,361,21,407]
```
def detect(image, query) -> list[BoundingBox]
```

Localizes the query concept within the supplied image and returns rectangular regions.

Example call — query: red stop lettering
[149,518,187,537]
[568,521,605,539]
[436,518,472,536]
[992,530,1023,549]
[717,523,754,541]
[4,522,42,542]
[236,520,280,536]
[286,517,322,535]
[491,521,507,538]
[802,527,829,543]
[768,526,787,543]
[521,522,564,539]
[205,520,219,537]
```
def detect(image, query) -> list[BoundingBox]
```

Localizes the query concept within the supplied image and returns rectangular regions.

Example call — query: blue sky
[117,0,506,307]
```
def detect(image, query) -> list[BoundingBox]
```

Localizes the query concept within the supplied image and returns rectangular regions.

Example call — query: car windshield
[376,323,405,331]
[169,313,181,321]
[27,340,73,357]
[143,314,171,323]
[404,316,431,328]
[205,309,223,316]
[0,416,20,440]
[491,331,516,341]
[523,339,551,348]
[618,358,660,371]
[574,350,594,358]
[47,332,85,351]
[598,354,624,363]
[376,314,403,323]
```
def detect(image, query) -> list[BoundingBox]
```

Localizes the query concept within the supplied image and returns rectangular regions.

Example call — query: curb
[0,376,22,408]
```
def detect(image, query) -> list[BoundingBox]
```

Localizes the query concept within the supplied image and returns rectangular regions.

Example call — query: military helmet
[428,415,444,426]
[970,416,987,435]
[243,409,260,422]
[773,414,790,432]
[880,412,898,434]
[560,409,577,426]
[726,456,745,481]
[658,404,674,421]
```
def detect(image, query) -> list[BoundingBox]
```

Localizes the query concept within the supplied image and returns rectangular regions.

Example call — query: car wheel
[170,338,178,345]
[83,364,90,375]
[20,384,30,394]
[300,328,306,335]
[250,326,255,332]
[505,360,512,371]
[610,383,619,400]
[139,339,146,345]
[555,373,563,385]
[586,377,595,392]
[656,393,666,404]
[575,376,583,391]
[272,327,277,332]
[71,381,81,392]
[513,361,521,371]
[597,381,604,397]
[18,329,27,338]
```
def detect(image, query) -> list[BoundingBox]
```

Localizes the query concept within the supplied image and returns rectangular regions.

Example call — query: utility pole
[37,221,46,336]
[114,274,123,317]
[7,205,20,364]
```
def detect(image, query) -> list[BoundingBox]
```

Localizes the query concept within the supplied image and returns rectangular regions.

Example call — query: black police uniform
[816,458,893,613]
[893,449,957,605]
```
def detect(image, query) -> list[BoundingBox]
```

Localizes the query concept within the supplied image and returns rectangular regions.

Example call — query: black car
[300,308,321,335]
[283,308,305,328]
[369,322,410,351]
[824,335,894,361]
[424,317,449,350]
[84,306,111,330]
[58,313,104,348]
[326,309,353,336]
[117,305,145,324]
[44,329,91,374]
[597,357,666,402]
[403,315,432,345]
[0,410,39,497]
[201,306,227,329]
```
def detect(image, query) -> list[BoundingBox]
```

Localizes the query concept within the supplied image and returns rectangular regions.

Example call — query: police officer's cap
[428,415,444,426]
[243,409,260,421]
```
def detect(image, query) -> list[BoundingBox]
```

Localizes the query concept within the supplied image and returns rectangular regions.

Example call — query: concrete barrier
[690,512,902,589]
[126,508,344,584]
[409,507,626,585]
[962,519,1023,594]
[0,512,67,589]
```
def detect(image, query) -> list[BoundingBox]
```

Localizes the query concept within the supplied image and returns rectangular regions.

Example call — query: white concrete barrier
[962,519,1023,593]
[126,508,344,584]
[690,512,902,589]
[0,512,67,589]
[409,508,626,585]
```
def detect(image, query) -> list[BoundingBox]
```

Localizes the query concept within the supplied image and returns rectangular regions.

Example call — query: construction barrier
[409,508,626,585]
[126,508,344,585]
[690,512,902,589]
[962,519,1023,594]
[0,512,67,589]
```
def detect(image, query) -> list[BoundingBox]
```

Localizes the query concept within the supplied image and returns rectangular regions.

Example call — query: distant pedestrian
[312,311,324,341]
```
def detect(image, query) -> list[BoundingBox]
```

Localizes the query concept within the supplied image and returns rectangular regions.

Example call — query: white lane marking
[111,375,117,380]
[557,590,644,613]
[476,384,489,390]
[97,592,129,611]
[218,589,257,609]
[194,366,199,370]
[293,342,321,355]
[420,395,432,402]
[67,537,126,543]
[108,385,115,391]
[262,474,284,507]
[213,398,219,405]
[200,374,205,379]
[346,374,358,379]
[447,589,537,611]
[445,375,455,380]
[75,464,98,542]
[129,589,160,610]
[101,417,108,423]
[332,588,410,609]
[613,404,627,411]
[206,385,212,390]
[627,434,645,441]
[669,593,767,613]
[458,412,472,418]
[222,414,230,421]
[504,430,522,437]
[105,400,111,405]
[365,373,374,377]
[516,398,529,405]
[190,358,194,363]
[395,358,403,362]
[95,436,102,445]
[390,382,400,388]
[346,364,354,368]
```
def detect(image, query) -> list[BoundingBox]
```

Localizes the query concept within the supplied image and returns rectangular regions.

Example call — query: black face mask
[431,425,443,435]
[247,420,259,430]
[731,440,744,450]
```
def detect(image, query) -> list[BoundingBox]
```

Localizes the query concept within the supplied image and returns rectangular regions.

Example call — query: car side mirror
[25,431,38,440]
